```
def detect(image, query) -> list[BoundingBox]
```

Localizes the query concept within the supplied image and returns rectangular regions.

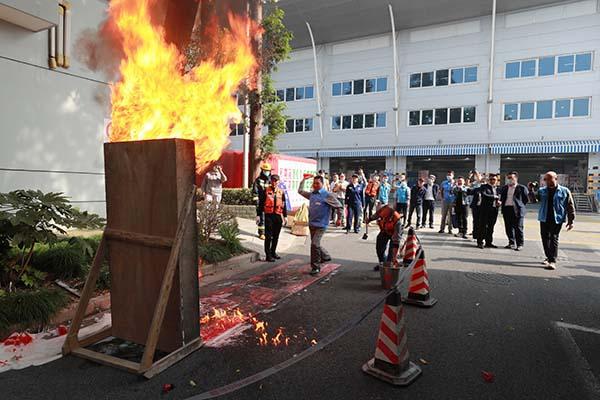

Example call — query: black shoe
[477,244,484,249]
[373,264,381,271]
[504,244,513,249]
[485,244,498,249]
[321,257,332,263]
[272,253,281,259]
[514,247,522,251]
[429,225,434,229]
[462,235,468,239]
[438,230,444,234]
[266,256,275,262]
[309,267,320,276]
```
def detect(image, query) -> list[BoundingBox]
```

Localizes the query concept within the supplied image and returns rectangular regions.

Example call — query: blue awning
[281,150,318,158]
[318,148,394,157]
[395,144,488,156]
[490,140,600,155]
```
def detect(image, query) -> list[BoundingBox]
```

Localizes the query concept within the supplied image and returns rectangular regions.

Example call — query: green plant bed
[221,188,255,205]
[32,242,86,280]
[0,288,68,334]
[198,240,248,265]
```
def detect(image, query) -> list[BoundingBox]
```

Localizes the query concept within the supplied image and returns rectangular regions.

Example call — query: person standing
[298,175,342,275]
[452,176,470,239]
[258,174,287,262]
[317,169,330,191]
[364,175,380,221]
[476,174,501,249]
[332,173,348,226]
[537,171,575,270]
[252,162,272,239]
[377,174,392,208]
[201,164,228,203]
[367,204,404,271]
[439,171,456,234]
[406,178,426,229]
[345,174,365,234]
[393,173,410,226]
[468,171,482,238]
[500,171,529,251]
[422,175,438,229]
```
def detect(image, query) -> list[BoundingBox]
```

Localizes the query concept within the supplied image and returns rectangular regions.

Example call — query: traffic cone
[402,228,418,266]
[362,290,422,386]
[403,249,437,307]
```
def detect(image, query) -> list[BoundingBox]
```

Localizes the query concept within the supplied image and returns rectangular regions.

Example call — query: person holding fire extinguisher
[366,204,404,271]
[257,174,287,262]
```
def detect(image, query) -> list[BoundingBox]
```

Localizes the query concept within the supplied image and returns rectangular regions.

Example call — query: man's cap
[261,162,272,171]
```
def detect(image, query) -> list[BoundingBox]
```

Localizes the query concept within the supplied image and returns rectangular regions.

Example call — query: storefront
[406,155,477,184]
[499,153,588,190]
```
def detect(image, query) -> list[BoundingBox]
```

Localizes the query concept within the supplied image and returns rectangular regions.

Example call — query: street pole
[242,0,251,188]
[305,22,324,146]
[388,4,399,140]
[486,0,497,175]
[248,0,263,184]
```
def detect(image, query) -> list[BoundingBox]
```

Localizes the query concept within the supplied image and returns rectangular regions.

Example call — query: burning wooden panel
[104,138,199,352]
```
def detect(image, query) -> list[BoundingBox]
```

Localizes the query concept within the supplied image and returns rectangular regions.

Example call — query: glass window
[573,98,590,117]
[464,66,477,83]
[536,100,553,119]
[504,104,518,121]
[538,56,555,76]
[520,102,535,120]
[286,119,295,133]
[575,53,592,72]
[409,111,420,126]
[342,81,353,95]
[376,77,388,92]
[376,112,386,127]
[305,118,313,131]
[451,68,464,84]
[285,88,295,101]
[463,106,476,123]
[366,79,376,93]
[409,73,421,88]
[422,110,433,125]
[422,72,434,87]
[557,55,575,73]
[353,79,365,95]
[342,115,352,129]
[276,89,285,102]
[295,87,304,100]
[435,69,449,86]
[237,94,245,106]
[505,62,520,79]
[352,114,364,129]
[365,113,375,128]
[332,116,341,130]
[435,108,448,125]
[229,123,237,136]
[332,82,342,96]
[555,99,571,118]
[305,86,314,99]
[521,60,536,77]
[295,119,304,132]
[449,108,462,123]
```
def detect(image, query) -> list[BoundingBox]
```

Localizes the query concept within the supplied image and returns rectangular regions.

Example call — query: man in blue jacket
[500,171,529,251]
[345,174,365,234]
[439,171,456,234]
[299,175,342,275]
[537,171,575,270]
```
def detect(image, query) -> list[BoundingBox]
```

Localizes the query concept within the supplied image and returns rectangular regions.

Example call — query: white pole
[388,4,399,139]
[306,22,324,144]
[486,0,497,174]
[63,2,71,68]
[242,0,250,188]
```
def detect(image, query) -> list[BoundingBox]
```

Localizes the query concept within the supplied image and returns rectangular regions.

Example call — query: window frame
[504,51,594,80]
[407,106,477,127]
[408,65,479,89]
[278,84,315,102]
[330,112,388,132]
[331,76,389,97]
[501,97,592,122]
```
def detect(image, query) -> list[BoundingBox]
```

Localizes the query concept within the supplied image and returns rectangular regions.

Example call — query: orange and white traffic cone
[402,228,418,266]
[362,289,422,386]
[403,249,437,307]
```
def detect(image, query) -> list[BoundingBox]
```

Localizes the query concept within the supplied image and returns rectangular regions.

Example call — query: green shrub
[0,288,68,333]
[218,221,244,254]
[221,189,255,205]
[197,201,234,243]
[198,241,233,264]
[32,242,86,280]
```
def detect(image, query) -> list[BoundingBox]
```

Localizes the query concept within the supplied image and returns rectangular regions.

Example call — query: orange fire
[107,0,257,171]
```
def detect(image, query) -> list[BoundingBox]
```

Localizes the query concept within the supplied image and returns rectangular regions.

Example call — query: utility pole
[248,0,263,184]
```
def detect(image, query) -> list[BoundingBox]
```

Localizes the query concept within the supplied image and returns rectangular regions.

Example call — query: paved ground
[2,207,600,400]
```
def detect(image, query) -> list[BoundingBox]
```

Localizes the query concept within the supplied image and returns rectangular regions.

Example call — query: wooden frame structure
[62,185,200,378]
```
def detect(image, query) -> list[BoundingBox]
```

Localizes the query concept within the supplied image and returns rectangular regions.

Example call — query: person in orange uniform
[258,174,287,262]
[367,204,404,271]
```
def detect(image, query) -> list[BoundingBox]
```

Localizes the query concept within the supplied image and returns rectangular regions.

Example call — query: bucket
[379,262,401,290]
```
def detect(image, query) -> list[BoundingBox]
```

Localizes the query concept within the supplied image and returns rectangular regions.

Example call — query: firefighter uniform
[258,183,287,261]
[368,205,404,270]
[252,163,272,239]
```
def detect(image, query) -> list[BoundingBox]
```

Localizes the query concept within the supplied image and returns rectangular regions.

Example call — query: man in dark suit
[500,171,529,251]
[476,174,501,249]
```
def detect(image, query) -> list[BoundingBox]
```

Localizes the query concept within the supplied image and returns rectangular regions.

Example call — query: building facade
[229,0,600,191]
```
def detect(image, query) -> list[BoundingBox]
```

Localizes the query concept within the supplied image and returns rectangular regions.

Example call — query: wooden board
[104,139,199,352]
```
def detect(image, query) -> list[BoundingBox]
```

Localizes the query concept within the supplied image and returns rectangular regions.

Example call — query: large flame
[107,0,257,171]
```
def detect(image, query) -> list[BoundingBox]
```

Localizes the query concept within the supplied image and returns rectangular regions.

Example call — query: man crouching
[367,204,404,271]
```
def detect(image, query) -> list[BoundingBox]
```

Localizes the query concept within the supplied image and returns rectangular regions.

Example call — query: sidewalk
[236,217,306,256]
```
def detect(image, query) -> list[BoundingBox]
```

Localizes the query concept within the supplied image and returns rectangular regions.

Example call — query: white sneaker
[545,262,556,270]
[542,259,549,266]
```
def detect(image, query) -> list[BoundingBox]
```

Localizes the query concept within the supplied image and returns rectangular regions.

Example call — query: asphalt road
[2,209,600,400]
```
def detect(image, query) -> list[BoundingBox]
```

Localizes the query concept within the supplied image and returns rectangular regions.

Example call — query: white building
[229,0,600,191]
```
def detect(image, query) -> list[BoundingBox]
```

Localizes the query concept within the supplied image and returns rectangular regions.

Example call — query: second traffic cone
[402,228,418,266]
[362,289,422,386]
[403,249,437,307]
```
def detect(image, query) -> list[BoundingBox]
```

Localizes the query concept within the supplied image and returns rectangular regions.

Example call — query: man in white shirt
[332,173,348,226]
[500,171,529,251]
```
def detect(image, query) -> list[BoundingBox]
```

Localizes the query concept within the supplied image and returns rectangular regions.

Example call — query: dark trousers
[346,203,362,232]
[395,202,408,225]
[256,209,265,236]
[540,222,562,263]
[471,206,479,237]
[477,206,498,246]
[407,203,422,226]
[455,204,468,235]
[376,232,395,263]
[309,226,331,269]
[422,200,435,227]
[264,213,283,258]
[502,206,524,247]
[365,196,376,220]
[334,198,345,225]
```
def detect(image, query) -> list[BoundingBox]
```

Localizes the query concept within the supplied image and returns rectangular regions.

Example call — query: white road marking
[555,321,600,335]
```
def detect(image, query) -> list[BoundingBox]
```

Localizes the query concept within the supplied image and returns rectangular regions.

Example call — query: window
[342,115,352,129]
[573,98,590,117]
[435,108,448,125]
[504,104,519,121]
[285,88,295,101]
[237,94,245,106]
[507,52,593,79]
[295,119,304,132]
[435,69,449,86]
[536,101,553,119]
[331,112,387,131]
[464,67,477,83]
[422,110,433,125]
[353,79,365,95]
[520,102,535,120]
[342,81,352,95]
[285,119,295,133]
[229,123,244,136]
[376,77,388,92]
[557,55,575,73]
[304,118,313,131]
[555,99,571,118]
[295,87,304,100]
[409,73,421,88]
[576,53,592,72]
[421,72,434,87]
[521,59,536,77]
[332,82,342,96]
[365,113,375,128]
[538,56,555,76]
[332,116,341,130]
[463,107,476,123]
[304,86,314,99]
[376,112,386,128]
[286,118,313,133]
[365,79,376,93]
[352,114,364,129]
[449,108,462,123]
[276,89,285,102]
[409,111,420,126]
[505,62,520,79]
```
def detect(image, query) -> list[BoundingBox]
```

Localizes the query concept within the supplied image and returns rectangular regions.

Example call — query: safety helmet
[261,162,272,171]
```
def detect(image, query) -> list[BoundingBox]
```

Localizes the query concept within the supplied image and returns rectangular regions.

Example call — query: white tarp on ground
[0,313,111,373]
